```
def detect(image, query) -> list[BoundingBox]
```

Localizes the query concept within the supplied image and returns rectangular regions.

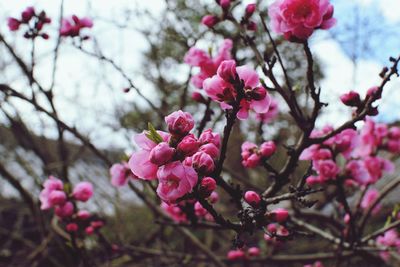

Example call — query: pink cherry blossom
[156,161,198,203]
[192,152,215,174]
[269,0,336,41]
[199,128,221,148]
[361,189,381,215]
[161,202,187,222]
[184,39,232,88]
[149,142,175,165]
[244,191,261,207]
[177,134,200,157]
[7,18,21,31]
[39,176,64,210]
[55,201,74,218]
[241,141,261,168]
[110,162,137,187]
[256,98,279,123]
[72,181,93,202]
[129,131,169,180]
[60,15,93,38]
[165,110,194,136]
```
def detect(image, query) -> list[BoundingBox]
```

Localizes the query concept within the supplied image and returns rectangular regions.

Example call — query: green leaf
[145,122,163,144]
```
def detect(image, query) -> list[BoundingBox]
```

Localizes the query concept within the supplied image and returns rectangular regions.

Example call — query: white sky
[0,0,399,150]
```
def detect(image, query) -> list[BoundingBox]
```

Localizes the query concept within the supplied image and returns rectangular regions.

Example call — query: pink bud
[217,60,237,82]
[201,15,220,28]
[306,175,322,186]
[192,152,215,174]
[194,201,208,217]
[266,223,277,233]
[219,0,231,10]
[248,247,260,257]
[389,127,400,139]
[199,143,220,159]
[244,191,261,207]
[150,142,175,165]
[165,110,194,136]
[66,223,78,232]
[343,213,350,224]
[77,210,91,220]
[260,141,276,158]
[270,208,289,223]
[91,220,104,229]
[48,190,67,206]
[247,21,257,31]
[7,18,20,31]
[199,177,217,196]
[21,7,35,23]
[192,92,206,104]
[72,182,93,202]
[85,226,94,235]
[208,191,219,203]
[340,91,361,107]
[199,129,220,148]
[242,153,261,168]
[245,4,256,17]
[227,249,246,260]
[55,202,74,218]
[177,134,199,157]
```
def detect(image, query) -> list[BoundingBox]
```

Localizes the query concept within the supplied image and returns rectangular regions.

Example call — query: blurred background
[0,0,399,266]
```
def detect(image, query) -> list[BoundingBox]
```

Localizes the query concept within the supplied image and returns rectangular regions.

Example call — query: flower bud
[245,4,256,17]
[227,249,246,260]
[55,202,74,218]
[192,152,215,174]
[72,182,93,202]
[242,153,261,168]
[165,110,195,136]
[247,21,257,31]
[49,190,67,206]
[150,142,175,165]
[7,18,21,31]
[85,226,94,235]
[260,141,276,158]
[21,7,35,23]
[77,210,91,220]
[66,223,78,232]
[209,191,219,203]
[340,91,361,107]
[199,129,220,148]
[199,177,217,197]
[91,220,104,229]
[270,208,289,223]
[219,0,231,10]
[217,60,237,82]
[194,201,207,217]
[177,135,199,157]
[248,247,260,257]
[201,15,220,28]
[199,143,220,159]
[192,92,206,104]
[366,86,381,99]
[244,191,261,207]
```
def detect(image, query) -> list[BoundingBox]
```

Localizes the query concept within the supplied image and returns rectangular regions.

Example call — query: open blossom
[110,162,137,187]
[256,98,279,123]
[60,15,93,37]
[361,189,381,214]
[156,161,198,203]
[184,39,232,88]
[39,176,64,210]
[313,159,339,181]
[204,60,271,119]
[161,202,187,222]
[129,131,170,180]
[269,0,336,41]
[165,110,194,136]
[346,156,394,185]
[73,182,93,202]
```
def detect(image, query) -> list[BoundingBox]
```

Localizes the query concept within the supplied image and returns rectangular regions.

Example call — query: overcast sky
[1,0,400,150]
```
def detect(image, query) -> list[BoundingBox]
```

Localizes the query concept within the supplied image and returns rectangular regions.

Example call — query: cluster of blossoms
[185,39,277,121]
[127,110,221,204]
[241,140,277,168]
[269,0,336,41]
[301,117,399,186]
[39,176,103,235]
[7,6,51,39]
[60,15,93,39]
